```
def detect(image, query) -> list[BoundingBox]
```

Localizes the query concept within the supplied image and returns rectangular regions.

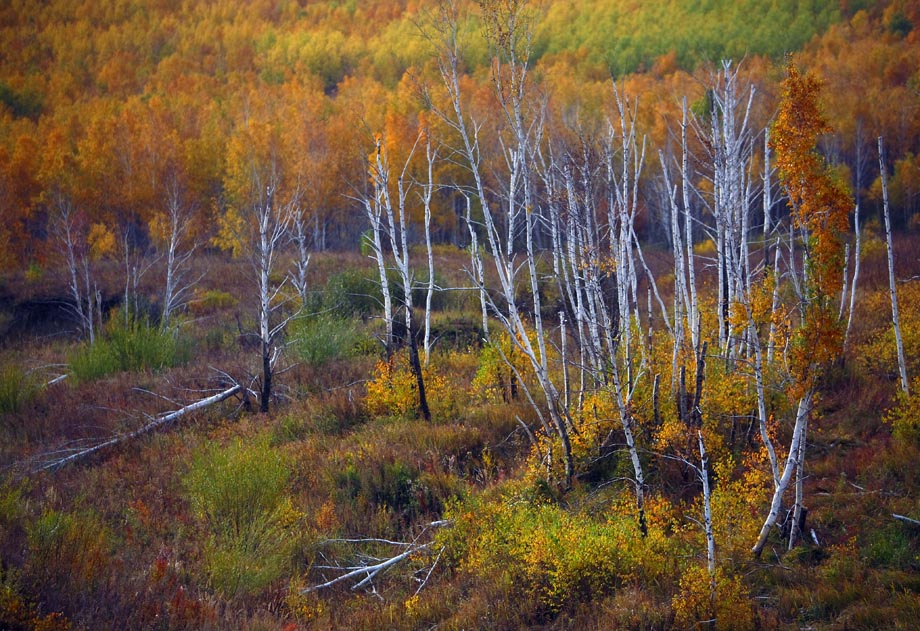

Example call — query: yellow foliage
[710,451,771,562]
[314,498,339,533]
[445,490,683,613]
[284,581,327,623]
[886,376,920,445]
[860,282,920,379]
[694,238,717,257]
[471,331,532,403]
[147,212,170,249]
[211,206,246,258]
[672,565,755,631]
[86,223,115,260]
[364,352,453,419]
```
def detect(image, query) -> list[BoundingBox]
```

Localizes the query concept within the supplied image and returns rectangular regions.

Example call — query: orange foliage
[771,60,851,392]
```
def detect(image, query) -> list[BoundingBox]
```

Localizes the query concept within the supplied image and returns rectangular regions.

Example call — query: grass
[68,318,190,382]
[184,437,302,599]
[0,364,39,415]
[288,312,371,365]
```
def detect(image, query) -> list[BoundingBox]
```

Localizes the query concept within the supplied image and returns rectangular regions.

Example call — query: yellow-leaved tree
[752,60,851,556]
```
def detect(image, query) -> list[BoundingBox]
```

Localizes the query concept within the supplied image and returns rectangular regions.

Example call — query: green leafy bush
[184,438,302,599]
[319,269,383,317]
[288,313,368,364]
[0,365,39,414]
[68,318,190,382]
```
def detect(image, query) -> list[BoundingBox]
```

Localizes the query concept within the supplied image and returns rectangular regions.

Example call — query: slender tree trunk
[879,137,909,394]
[752,390,812,557]
[407,306,431,421]
[788,412,807,550]
[843,203,861,350]
[698,430,716,618]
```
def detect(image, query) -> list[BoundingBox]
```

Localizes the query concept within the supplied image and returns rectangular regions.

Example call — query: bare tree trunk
[682,98,699,352]
[752,390,812,558]
[290,207,312,310]
[879,137,909,394]
[370,132,431,421]
[843,203,861,350]
[698,429,716,617]
[422,136,437,366]
[161,176,198,329]
[55,194,97,344]
[788,412,808,550]
[362,161,394,355]
[36,383,242,472]
[250,179,296,414]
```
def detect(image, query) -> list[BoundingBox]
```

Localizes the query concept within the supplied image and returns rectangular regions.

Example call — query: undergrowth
[68,316,190,382]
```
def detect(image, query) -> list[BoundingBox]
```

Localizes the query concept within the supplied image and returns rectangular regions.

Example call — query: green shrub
[320,269,383,317]
[184,438,302,599]
[288,313,368,364]
[68,319,190,382]
[0,365,39,414]
[865,522,919,570]
[0,478,27,528]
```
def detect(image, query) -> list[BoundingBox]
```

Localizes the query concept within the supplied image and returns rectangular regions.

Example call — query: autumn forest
[1,0,920,629]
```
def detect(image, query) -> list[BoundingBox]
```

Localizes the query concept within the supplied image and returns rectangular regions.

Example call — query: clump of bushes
[438,487,685,616]
[0,365,39,414]
[288,313,370,365]
[184,438,304,599]
[188,288,237,316]
[68,316,190,382]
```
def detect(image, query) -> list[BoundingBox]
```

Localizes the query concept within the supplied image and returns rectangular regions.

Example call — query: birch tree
[153,172,199,330]
[220,115,300,414]
[426,0,575,484]
[364,129,432,421]
[53,193,100,344]
[752,62,850,556]
[878,136,909,394]
[691,61,759,356]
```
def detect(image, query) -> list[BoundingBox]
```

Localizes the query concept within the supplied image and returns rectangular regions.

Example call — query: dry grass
[1,247,919,630]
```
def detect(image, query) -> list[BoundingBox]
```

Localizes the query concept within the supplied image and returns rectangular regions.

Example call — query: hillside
[2,1,920,630]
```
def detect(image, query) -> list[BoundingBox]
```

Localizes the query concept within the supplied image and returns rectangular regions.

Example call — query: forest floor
[1,236,919,630]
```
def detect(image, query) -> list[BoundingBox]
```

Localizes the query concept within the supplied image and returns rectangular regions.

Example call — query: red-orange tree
[751,60,851,557]
[770,61,851,395]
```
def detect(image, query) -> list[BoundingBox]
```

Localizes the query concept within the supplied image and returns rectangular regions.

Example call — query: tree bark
[879,137,909,394]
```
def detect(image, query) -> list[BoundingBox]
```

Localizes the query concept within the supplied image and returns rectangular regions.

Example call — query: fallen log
[303,520,450,594]
[893,513,920,527]
[35,384,241,472]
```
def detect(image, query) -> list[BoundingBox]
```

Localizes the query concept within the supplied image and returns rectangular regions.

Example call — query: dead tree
[427,0,574,483]
[289,204,312,310]
[158,174,200,329]
[34,382,243,472]
[53,192,100,344]
[879,137,909,394]
[365,129,431,421]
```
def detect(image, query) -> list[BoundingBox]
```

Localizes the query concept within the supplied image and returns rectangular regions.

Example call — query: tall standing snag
[878,136,909,395]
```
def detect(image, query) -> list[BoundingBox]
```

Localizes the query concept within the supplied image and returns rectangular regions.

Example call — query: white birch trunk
[843,203,861,350]
[879,137,909,394]
[752,389,812,557]
[698,430,716,609]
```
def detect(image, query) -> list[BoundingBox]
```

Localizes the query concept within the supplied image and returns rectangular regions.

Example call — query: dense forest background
[2,1,920,630]
[1,0,919,262]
